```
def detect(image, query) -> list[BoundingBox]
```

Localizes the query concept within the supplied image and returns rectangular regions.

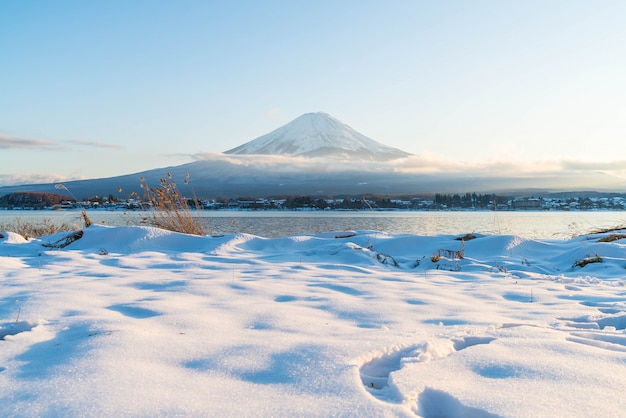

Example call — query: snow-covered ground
[1,225,625,417]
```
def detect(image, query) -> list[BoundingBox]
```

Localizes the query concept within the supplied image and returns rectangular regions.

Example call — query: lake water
[2,209,626,240]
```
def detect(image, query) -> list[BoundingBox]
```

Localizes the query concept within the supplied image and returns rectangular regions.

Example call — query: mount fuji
[224,112,411,161]
[1,112,625,199]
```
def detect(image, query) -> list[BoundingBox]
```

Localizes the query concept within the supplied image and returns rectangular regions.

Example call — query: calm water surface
[2,210,625,239]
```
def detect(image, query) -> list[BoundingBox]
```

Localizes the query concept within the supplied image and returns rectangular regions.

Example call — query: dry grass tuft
[139,173,207,236]
[576,225,626,239]
[598,233,626,243]
[0,218,80,240]
[455,233,477,241]
[588,225,626,235]
[573,254,602,268]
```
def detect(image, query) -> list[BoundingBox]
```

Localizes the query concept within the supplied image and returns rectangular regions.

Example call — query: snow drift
[1,225,626,416]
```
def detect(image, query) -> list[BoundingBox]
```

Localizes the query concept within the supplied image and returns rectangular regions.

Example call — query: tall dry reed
[139,172,207,236]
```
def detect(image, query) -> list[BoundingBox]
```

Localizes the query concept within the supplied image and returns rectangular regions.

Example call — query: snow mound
[0,231,28,244]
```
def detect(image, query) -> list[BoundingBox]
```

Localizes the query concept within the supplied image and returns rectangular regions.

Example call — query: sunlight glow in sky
[1,0,626,185]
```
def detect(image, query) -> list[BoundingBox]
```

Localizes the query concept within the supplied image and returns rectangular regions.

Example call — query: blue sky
[1,0,626,185]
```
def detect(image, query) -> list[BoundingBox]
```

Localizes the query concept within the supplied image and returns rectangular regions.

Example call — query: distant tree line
[0,192,70,209]
[3,191,626,211]
[432,193,511,209]
[0,192,120,209]
[282,196,371,210]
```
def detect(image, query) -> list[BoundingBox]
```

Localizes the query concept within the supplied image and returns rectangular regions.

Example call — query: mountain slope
[224,112,412,161]
[2,156,624,199]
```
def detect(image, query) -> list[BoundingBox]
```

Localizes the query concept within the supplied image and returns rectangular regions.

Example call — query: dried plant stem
[139,173,207,236]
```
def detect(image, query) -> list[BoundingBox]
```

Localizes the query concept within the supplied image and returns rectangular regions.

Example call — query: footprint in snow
[562,312,626,331]
[358,335,496,414]
[567,332,626,353]
[561,301,626,332]
[556,302,626,352]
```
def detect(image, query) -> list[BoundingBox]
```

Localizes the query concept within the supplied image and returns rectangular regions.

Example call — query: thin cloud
[66,139,125,150]
[187,151,626,183]
[0,173,75,187]
[182,152,626,193]
[0,133,58,149]
[561,160,626,171]
[190,152,346,172]
[560,159,626,181]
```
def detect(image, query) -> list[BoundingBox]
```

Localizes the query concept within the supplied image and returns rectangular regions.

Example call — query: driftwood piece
[334,232,357,238]
[42,230,84,249]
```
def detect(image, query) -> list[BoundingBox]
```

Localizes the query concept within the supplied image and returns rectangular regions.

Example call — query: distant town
[2,191,626,211]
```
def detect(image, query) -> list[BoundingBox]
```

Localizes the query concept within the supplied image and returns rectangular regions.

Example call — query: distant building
[511,198,543,209]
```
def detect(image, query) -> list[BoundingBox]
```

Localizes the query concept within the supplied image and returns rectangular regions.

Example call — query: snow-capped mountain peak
[224,112,411,161]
